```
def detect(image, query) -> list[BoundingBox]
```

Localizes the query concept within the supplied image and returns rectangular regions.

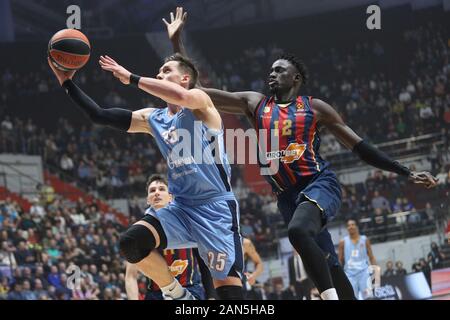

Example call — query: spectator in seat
[33,279,49,299]
[15,241,35,265]
[47,266,61,288]
[419,258,432,288]
[402,197,414,211]
[383,261,395,277]
[22,280,37,300]
[395,261,407,276]
[428,242,445,270]
[371,190,391,213]
[7,282,24,300]
[0,276,10,299]
[268,282,285,300]
[411,260,422,273]
[0,241,17,268]
[30,198,46,219]
[407,208,421,228]
[373,208,387,241]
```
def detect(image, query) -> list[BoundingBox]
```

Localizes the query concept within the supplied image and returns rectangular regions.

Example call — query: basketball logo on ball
[48,29,91,71]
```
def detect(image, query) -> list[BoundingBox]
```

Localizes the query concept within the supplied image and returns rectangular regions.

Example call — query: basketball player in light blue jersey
[338,219,378,300]
[48,52,244,300]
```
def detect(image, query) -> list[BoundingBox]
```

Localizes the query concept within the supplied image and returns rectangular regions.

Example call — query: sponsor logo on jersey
[266,143,307,163]
[169,259,189,277]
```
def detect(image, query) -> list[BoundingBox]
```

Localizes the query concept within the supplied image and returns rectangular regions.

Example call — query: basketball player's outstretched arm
[163,7,189,59]
[165,7,265,116]
[311,98,439,188]
[48,58,154,135]
[99,55,212,111]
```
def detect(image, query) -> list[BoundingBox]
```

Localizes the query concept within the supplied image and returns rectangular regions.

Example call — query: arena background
[0,0,449,301]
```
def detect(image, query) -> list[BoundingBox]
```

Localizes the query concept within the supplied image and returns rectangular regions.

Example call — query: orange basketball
[48,29,91,71]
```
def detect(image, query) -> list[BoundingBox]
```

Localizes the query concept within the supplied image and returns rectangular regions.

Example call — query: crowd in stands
[383,241,448,288]
[0,193,128,300]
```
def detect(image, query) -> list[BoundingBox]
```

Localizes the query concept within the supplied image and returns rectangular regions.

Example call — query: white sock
[160,279,185,299]
[320,288,339,300]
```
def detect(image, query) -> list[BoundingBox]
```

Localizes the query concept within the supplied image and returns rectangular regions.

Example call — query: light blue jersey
[146,107,243,280]
[148,107,234,205]
[344,235,369,276]
[344,234,372,299]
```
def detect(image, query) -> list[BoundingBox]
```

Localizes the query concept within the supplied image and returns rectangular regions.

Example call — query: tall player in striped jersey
[338,218,378,300]
[125,174,211,300]
[166,7,438,300]
[48,51,244,299]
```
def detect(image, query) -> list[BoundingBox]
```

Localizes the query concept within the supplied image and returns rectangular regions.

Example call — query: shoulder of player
[310,98,332,114]
[184,88,221,112]
[246,92,267,115]
[310,98,342,124]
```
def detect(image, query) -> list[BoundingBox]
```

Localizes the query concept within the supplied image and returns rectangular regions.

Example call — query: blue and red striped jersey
[254,96,329,193]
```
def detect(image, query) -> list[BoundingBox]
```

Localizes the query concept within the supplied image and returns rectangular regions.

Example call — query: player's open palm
[99,55,131,85]
[163,7,187,40]
[409,171,439,189]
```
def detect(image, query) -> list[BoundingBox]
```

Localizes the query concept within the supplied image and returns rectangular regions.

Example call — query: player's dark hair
[165,53,199,89]
[146,174,168,190]
[277,53,308,86]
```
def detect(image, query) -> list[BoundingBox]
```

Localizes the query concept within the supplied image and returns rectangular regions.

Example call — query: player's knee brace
[287,201,322,243]
[216,285,244,300]
[119,224,156,264]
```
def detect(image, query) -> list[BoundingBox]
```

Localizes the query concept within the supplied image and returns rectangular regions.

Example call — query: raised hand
[48,57,76,86]
[408,171,439,189]
[99,55,132,85]
[163,6,187,41]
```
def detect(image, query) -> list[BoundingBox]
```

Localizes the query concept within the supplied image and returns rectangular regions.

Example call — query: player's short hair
[277,53,308,86]
[164,53,199,89]
[146,174,168,190]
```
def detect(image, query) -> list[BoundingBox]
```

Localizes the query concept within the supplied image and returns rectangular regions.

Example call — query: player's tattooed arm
[312,98,438,188]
